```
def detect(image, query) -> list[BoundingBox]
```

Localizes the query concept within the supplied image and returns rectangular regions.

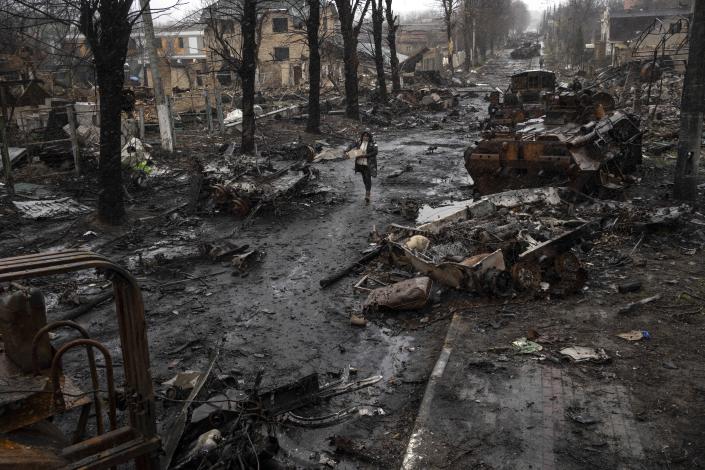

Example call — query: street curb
[400,312,462,470]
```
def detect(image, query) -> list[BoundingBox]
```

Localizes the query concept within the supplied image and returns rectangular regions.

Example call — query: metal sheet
[13,198,91,220]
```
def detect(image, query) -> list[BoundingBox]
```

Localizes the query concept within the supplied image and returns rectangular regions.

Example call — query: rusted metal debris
[465,110,642,195]
[344,188,601,301]
[206,161,316,217]
[0,250,159,469]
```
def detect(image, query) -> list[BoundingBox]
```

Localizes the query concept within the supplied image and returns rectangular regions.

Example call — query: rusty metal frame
[0,250,159,470]
[32,321,106,438]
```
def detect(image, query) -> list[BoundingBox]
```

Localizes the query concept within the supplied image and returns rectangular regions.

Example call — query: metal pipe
[50,338,118,432]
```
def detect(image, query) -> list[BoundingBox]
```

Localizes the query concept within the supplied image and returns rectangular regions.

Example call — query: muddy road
[0,53,536,468]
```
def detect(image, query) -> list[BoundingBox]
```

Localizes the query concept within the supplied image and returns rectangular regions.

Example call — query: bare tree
[203,0,265,154]
[384,0,401,93]
[370,0,386,102]
[306,0,321,133]
[438,0,460,71]
[334,0,371,119]
[674,1,705,200]
[5,0,143,224]
[509,0,529,35]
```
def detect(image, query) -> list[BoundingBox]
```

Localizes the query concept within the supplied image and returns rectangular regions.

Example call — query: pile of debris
[326,187,696,323]
[161,358,382,469]
[197,154,317,218]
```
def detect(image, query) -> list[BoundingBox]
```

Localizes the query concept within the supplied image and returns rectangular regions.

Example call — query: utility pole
[139,0,174,152]
[472,16,476,67]
[674,1,705,200]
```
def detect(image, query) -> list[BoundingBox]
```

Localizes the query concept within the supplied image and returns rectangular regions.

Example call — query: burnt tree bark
[674,1,705,201]
[371,0,387,102]
[384,0,401,93]
[240,0,258,153]
[79,0,134,224]
[335,0,371,120]
[306,0,321,133]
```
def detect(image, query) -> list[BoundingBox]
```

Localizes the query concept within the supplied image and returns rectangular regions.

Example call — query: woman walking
[345,130,378,205]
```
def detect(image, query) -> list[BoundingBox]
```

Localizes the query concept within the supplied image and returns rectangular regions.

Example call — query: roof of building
[608,8,691,42]
[200,0,336,23]
[609,8,691,19]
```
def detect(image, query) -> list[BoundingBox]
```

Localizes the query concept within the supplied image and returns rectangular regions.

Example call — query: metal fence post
[215,90,224,133]
[204,88,213,133]
[138,106,145,140]
[66,104,81,176]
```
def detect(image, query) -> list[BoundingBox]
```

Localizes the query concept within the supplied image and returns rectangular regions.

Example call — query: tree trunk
[674,1,705,200]
[81,0,134,225]
[139,0,173,152]
[384,0,401,93]
[446,21,454,71]
[371,0,387,102]
[306,0,321,134]
[240,0,257,153]
[95,64,126,224]
[463,6,472,71]
[341,24,360,119]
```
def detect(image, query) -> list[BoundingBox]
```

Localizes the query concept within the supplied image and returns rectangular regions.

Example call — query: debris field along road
[3,48,705,470]
[0,56,509,468]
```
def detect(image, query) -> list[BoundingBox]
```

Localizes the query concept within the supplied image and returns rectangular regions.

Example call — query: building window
[274,47,289,61]
[178,37,184,48]
[273,17,288,33]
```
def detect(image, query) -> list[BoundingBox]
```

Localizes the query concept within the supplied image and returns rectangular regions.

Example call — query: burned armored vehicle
[489,70,556,126]
[488,70,616,128]
[510,41,541,59]
[465,111,642,195]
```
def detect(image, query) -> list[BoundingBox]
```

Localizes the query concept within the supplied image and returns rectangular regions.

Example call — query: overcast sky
[150,0,559,24]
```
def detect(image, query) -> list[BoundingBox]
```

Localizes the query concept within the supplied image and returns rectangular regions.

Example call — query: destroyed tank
[510,42,541,59]
[465,111,642,195]
[488,70,616,128]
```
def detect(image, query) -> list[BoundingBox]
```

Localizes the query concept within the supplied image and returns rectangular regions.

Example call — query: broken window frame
[274,47,290,61]
[272,17,288,33]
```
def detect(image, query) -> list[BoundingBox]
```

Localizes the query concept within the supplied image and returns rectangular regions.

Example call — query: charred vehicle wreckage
[468,70,642,196]
[465,111,642,195]
[486,70,616,128]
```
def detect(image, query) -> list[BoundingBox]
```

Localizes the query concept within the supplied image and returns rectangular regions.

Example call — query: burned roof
[201,0,336,23]
[608,8,691,42]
